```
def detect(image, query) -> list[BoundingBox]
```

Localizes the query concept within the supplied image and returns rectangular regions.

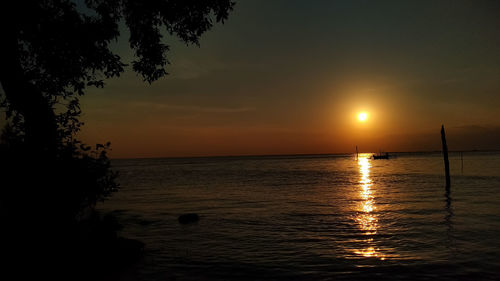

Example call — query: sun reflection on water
[354,154,385,260]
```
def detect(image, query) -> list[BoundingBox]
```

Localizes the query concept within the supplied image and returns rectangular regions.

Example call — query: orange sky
[78,1,500,158]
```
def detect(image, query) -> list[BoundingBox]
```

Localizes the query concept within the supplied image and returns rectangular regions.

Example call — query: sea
[99,152,500,280]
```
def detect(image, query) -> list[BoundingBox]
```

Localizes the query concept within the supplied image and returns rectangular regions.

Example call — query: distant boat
[372,152,390,159]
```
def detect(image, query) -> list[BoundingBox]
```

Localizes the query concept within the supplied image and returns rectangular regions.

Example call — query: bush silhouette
[0,0,234,277]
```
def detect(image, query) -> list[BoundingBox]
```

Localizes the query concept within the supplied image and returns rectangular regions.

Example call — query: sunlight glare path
[354,154,385,259]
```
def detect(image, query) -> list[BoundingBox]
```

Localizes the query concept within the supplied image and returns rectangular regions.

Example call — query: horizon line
[110,149,500,161]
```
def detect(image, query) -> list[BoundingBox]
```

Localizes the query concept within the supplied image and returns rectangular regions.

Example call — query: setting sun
[358,112,368,122]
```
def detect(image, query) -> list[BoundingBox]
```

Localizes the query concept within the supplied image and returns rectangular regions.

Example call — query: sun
[358,112,368,122]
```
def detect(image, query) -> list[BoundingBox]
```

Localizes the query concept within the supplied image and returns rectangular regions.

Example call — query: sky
[78,0,500,158]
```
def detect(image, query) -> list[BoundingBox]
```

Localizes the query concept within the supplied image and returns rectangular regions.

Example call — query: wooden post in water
[441,125,451,190]
[460,151,463,174]
[356,145,359,160]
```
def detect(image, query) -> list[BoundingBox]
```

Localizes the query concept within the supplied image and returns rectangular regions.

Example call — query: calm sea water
[100,152,500,280]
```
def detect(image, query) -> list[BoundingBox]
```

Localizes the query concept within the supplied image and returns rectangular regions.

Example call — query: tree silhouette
[0,0,234,277]
[1,0,234,152]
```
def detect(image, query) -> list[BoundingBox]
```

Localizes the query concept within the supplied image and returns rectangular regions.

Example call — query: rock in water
[178,213,199,224]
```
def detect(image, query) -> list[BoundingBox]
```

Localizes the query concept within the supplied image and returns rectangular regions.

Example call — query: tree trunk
[0,25,59,154]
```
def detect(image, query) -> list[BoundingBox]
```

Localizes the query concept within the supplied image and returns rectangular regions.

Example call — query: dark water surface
[100,152,500,280]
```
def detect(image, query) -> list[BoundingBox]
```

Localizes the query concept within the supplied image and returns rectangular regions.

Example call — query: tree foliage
[0,0,234,224]
[0,0,234,276]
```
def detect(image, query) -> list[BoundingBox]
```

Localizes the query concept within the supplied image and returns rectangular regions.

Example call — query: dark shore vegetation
[0,0,234,279]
